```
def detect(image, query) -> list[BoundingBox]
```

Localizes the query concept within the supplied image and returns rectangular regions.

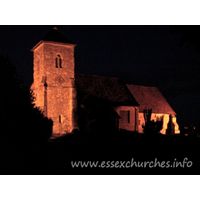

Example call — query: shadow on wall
[77,96,120,135]
[166,115,175,135]
[142,109,163,136]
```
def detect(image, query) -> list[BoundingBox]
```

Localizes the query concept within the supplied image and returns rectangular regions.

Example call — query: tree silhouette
[0,55,53,145]
[142,109,163,136]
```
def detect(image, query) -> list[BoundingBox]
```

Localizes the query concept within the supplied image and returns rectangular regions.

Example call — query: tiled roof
[127,84,176,115]
[75,74,139,107]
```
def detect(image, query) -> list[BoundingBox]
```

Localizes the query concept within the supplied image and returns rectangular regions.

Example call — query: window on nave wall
[120,110,130,123]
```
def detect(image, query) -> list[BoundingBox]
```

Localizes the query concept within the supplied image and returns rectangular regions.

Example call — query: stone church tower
[31,27,78,135]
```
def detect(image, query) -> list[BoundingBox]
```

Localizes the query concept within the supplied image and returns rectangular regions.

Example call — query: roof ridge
[126,84,157,88]
[75,73,120,80]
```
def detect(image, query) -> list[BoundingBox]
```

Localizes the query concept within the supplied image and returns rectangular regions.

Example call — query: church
[30,27,180,136]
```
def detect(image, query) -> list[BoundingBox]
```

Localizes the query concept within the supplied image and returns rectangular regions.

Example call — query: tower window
[59,115,61,123]
[56,55,62,68]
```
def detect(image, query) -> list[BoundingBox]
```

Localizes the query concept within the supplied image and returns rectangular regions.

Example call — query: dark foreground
[0,132,200,175]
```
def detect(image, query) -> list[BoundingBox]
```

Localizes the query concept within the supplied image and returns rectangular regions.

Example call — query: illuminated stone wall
[30,31,180,136]
[138,113,180,134]
[31,41,78,135]
[31,44,45,111]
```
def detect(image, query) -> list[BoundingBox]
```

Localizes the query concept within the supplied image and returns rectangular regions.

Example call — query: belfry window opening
[56,55,62,68]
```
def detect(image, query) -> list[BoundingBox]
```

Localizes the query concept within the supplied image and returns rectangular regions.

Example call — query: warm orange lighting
[31,38,78,136]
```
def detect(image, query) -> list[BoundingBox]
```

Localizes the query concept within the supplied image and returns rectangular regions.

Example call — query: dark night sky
[0,25,200,127]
